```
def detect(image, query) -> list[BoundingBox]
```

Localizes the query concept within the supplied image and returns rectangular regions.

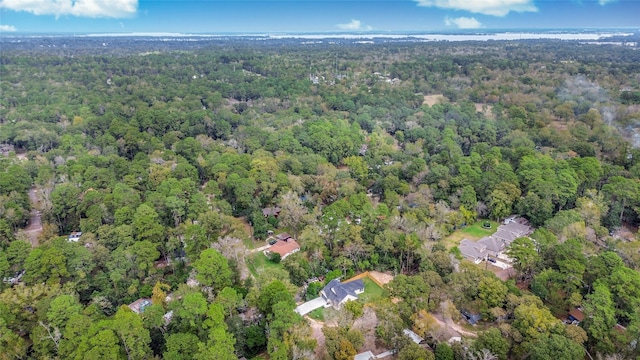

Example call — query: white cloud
[415,0,537,16]
[336,19,372,31]
[0,0,138,18]
[0,24,17,31]
[445,16,483,29]
[598,0,616,5]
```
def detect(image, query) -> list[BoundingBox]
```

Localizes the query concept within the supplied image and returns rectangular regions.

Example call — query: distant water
[5,29,637,42]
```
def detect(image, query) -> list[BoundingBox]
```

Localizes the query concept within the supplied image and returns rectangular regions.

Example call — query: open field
[442,220,499,249]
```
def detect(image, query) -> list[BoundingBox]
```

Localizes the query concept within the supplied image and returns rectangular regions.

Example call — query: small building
[321,278,365,309]
[461,310,482,325]
[128,298,152,314]
[403,329,425,344]
[68,232,82,242]
[265,238,300,260]
[276,232,292,241]
[262,207,281,218]
[354,351,375,360]
[568,307,585,324]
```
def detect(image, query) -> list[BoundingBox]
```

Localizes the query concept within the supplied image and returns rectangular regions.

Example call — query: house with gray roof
[459,239,487,264]
[321,278,365,309]
[477,236,508,257]
[458,216,533,263]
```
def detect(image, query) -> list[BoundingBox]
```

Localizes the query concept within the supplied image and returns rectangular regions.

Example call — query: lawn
[358,277,387,304]
[308,307,325,320]
[442,220,499,249]
[243,236,266,250]
[247,252,283,277]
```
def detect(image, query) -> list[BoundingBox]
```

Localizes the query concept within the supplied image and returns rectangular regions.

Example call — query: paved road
[24,187,42,247]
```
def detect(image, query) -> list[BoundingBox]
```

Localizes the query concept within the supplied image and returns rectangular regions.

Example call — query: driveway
[295,297,326,316]
[492,259,512,269]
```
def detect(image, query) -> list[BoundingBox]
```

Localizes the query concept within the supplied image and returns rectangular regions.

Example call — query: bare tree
[278,190,308,239]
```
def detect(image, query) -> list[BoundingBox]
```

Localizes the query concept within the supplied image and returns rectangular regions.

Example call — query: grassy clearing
[247,252,282,277]
[358,277,387,304]
[442,220,499,249]
[243,236,265,250]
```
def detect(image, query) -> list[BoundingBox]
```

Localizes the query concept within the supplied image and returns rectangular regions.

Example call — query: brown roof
[569,308,585,322]
[269,239,300,258]
[276,232,292,241]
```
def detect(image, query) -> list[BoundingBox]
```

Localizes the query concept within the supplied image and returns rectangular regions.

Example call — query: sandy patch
[423,94,446,106]
[352,306,392,355]
[368,271,394,286]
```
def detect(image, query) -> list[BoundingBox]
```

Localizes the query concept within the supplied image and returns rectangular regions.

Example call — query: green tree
[477,277,508,309]
[529,334,584,360]
[111,305,152,360]
[505,237,539,281]
[193,248,233,292]
[398,341,435,360]
[472,328,509,360]
[164,333,201,360]
[132,204,165,243]
[435,342,454,360]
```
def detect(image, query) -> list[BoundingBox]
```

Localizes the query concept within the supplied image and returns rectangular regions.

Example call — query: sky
[0,0,639,34]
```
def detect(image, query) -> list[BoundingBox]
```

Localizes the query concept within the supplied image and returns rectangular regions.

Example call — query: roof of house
[569,308,585,322]
[322,279,365,304]
[128,298,152,314]
[276,232,292,241]
[459,239,487,260]
[262,206,281,217]
[500,221,531,236]
[491,229,519,243]
[403,328,424,344]
[354,350,376,360]
[478,236,507,253]
[268,239,300,258]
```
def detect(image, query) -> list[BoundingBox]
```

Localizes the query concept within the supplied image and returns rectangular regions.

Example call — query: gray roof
[322,279,365,304]
[500,221,531,236]
[403,329,424,344]
[478,236,507,253]
[490,229,518,243]
[459,239,487,260]
[354,351,375,360]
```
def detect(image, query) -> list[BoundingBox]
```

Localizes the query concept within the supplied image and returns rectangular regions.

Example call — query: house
[459,239,487,264]
[461,310,482,325]
[128,298,152,314]
[276,232,292,241]
[262,207,281,217]
[477,236,508,257]
[459,217,533,264]
[568,307,585,324]
[68,232,82,242]
[321,278,365,309]
[500,221,531,238]
[265,238,300,260]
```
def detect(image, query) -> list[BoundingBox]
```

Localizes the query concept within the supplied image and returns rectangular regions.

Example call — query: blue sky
[0,0,638,34]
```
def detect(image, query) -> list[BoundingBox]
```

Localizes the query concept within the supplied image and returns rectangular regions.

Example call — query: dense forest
[1,37,640,360]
